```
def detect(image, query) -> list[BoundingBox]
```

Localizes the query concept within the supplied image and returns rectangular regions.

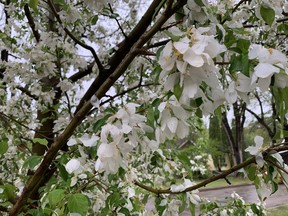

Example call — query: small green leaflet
[68,193,89,216]
[29,0,39,13]
[47,189,65,208]
[195,0,205,7]
[0,140,8,155]
[23,156,42,169]
[33,138,48,146]
[260,5,275,26]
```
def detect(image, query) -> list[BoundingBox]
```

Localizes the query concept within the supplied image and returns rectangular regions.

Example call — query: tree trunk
[222,102,246,166]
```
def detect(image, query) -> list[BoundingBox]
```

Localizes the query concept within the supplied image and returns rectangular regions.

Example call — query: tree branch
[47,0,104,72]
[68,62,94,83]
[24,4,40,42]
[134,144,288,195]
[9,1,189,214]
[245,107,274,139]
[74,0,177,114]
[16,86,38,100]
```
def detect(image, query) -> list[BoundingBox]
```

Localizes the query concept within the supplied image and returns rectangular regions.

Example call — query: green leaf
[237,39,250,54]
[29,0,39,13]
[91,15,98,25]
[164,30,182,42]
[68,193,89,216]
[194,0,205,7]
[155,197,166,215]
[118,207,130,215]
[247,164,257,181]
[23,156,42,169]
[0,140,8,155]
[277,23,288,34]
[189,202,196,216]
[0,184,17,202]
[260,5,275,26]
[106,191,126,208]
[93,114,111,132]
[47,189,65,208]
[33,138,48,146]
[229,54,250,76]
[58,164,69,181]
[174,83,183,100]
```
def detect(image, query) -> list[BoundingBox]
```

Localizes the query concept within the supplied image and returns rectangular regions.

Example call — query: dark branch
[24,4,41,42]
[16,86,38,100]
[134,143,288,194]
[68,62,94,83]
[47,0,104,72]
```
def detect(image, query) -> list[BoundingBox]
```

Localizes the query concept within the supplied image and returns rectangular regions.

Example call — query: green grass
[195,176,251,189]
[267,205,288,216]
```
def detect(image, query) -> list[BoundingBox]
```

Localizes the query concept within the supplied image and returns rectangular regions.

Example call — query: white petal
[254,63,279,78]
[183,49,204,67]
[90,95,100,108]
[70,176,78,187]
[176,121,189,139]
[121,124,132,134]
[167,117,178,134]
[65,159,81,174]
[97,143,115,158]
[235,73,251,92]
[176,60,188,73]
[164,73,179,91]
[183,78,198,98]
[256,154,264,167]
[158,102,167,113]
[67,138,77,146]
[128,187,135,198]
[79,133,98,147]
[258,77,272,92]
[174,41,189,54]
[170,184,185,192]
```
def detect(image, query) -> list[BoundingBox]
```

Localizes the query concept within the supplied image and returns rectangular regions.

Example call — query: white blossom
[245,136,265,167]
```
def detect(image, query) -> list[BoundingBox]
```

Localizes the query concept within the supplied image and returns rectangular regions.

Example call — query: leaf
[33,138,48,147]
[93,114,111,132]
[229,54,249,76]
[0,140,8,155]
[1,184,17,202]
[29,0,39,13]
[23,156,42,169]
[194,0,205,7]
[68,193,89,216]
[47,189,65,208]
[189,202,196,216]
[277,23,288,34]
[58,164,69,181]
[164,30,182,42]
[260,5,275,26]
[91,15,98,25]
[247,164,257,181]
[155,197,166,216]
[174,83,183,100]
[237,39,250,54]
[118,207,130,216]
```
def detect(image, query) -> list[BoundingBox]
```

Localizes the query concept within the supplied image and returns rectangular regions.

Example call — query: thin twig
[47,0,104,72]
[144,39,170,49]
[108,3,127,39]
